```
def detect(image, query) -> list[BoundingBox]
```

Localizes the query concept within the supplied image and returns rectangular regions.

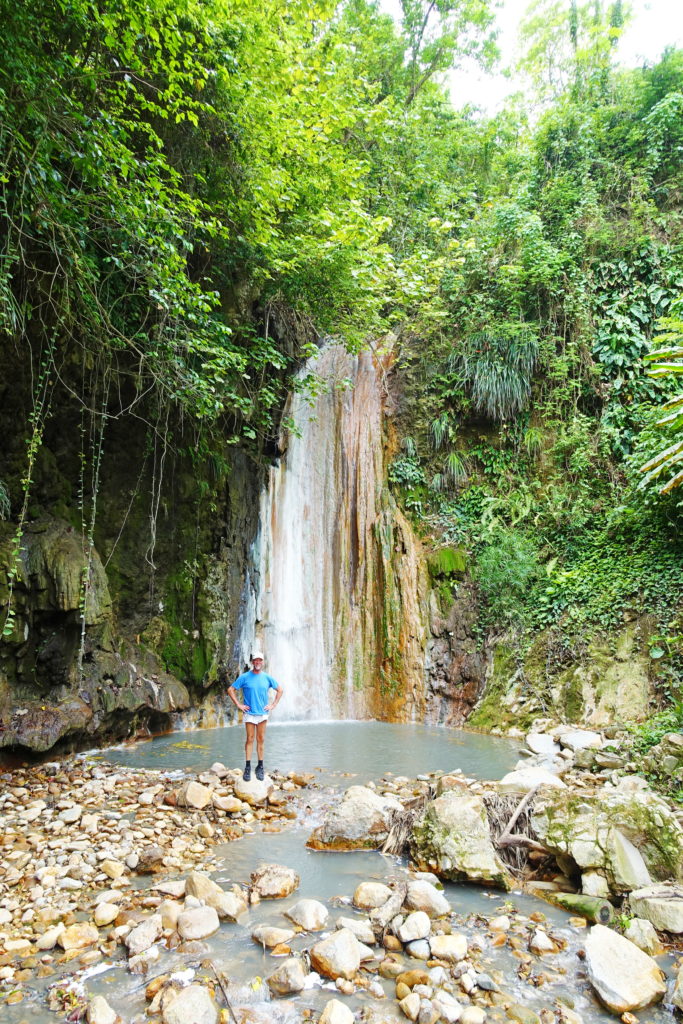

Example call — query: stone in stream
[398,910,431,943]
[353,881,392,909]
[429,933,468,962]
[137,845,165,873]
[284,897,328,930]
[93,902,119,927]
[411,792,512,890]
[405,938,431,960]
[526,733,561,757]
[185,870,247,920]
[337,915,376,944]
[125,914,163,956]
[267,956,307,995]
[672,963,683,1011]
[310,927,362,980]
[558,729,602,751]
[583,923,666,1013]
[400,992,421,1021]
[177,905,220,940]
[460,1008,486,1024]
[624,918,663,956]
[307,785,402,850]
[250,863,300,899]
[234,774,274,806]
[434,989,464,1022]
[86,995,117,1024]
[252,924,296,948]
[162,984,219,1024]
[177,780,212,809]
[629,882,683,932]
[319,998,355,1024]
[404,879,450,917]
[36,922,65,950]
[58,922,99,950]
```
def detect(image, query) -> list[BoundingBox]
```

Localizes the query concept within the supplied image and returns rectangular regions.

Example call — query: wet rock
[267,956,307,995]
[584,923,666,1013]
[624,918,663,956]
[284,898,328,931]
[429,933,467,962]
[213,794,243,813]
[93,903,119,928]
[162,984,219,1024]
[498,768,566,796]
[353,881,392,909]
[252,924,296,948]
[125,915,162,955]
[434,990,463,1022]
[185,871,247,921]
[398,911,431,943]
[177,906,220,940]
[101,859,126,880]
[507,1007,539,1024]
[400,992,421,1021]
[629,882,683,932]
[526,734,561,757]
[489,915,510,932]
[310,927,362,980]
[672,963,683,1011]
[250,863,299,899]
[529,929,556,955]
[137,846,165,873]
[234,775,274,806]
[177,780,212,809]
[319,998,355,1024]
[404,879,450,917]
[86,995,117,1024]
[58,922,99,950]
[405,938,431,960]
[307,785,402,851]
[155,880,186,898]
[337,915,375,944]
[411,792,512,890]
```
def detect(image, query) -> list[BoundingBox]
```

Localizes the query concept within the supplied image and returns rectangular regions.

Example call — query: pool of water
[103,721,521,782]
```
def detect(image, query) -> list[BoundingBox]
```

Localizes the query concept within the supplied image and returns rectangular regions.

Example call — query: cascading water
[254,342,428,721]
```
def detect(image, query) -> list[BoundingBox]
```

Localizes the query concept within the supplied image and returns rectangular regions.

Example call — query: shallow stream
[9,723,680,1023]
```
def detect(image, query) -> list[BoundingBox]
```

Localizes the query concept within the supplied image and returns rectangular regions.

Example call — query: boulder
[185,871,247,921]
[624,918,664,956]
[353,881,392,909]
[629,883,683,933]
[307,785,402,851]
[411,792,512,890]
[397,911,431,943]
[310,927,361,980]
[558,729,602,751]
[531,785,683,896]
[234,775,273,806]
[284,898,328,931]
[429,933,467,962]
[125,915,163,956]
[251,864,300,899]
[177,906,220,940]
[267,956,307,995]
[319,998,355,1024]
[162,984,219,1024]
[498,767,566,796]
[177,780,213,810]
[526,733,560,756]
[584,923,665,1013]
[404,879,450,917]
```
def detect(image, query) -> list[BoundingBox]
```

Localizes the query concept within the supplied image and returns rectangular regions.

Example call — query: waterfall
[254,342,428,722]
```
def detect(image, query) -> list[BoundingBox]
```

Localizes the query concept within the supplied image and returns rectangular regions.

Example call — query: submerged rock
[250,863,300,899]
[411,792,512,890]
[584,923,666,1013]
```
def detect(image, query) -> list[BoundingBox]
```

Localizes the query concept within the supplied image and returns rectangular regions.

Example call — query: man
[228,650,283,781]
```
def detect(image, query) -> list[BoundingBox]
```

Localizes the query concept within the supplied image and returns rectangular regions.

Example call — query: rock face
[629,883,683,932]
[531,782,683,894]
[584,924,666,1013]
[411,792,512,890]
[251,863,300,899]
[307,785,402,850]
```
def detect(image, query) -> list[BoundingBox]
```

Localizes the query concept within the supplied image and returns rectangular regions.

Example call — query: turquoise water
[103,721,521,782]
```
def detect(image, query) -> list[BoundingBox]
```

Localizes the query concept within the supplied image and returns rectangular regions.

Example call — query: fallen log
[546,891,614,924]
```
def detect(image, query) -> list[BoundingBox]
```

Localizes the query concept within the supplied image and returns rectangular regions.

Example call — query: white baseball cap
[251,650,265,661]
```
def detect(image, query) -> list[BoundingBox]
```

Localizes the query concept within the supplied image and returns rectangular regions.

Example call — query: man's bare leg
[255,720,267,779]
[244,723,256,780]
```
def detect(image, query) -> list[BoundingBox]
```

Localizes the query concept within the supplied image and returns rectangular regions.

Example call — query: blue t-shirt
[233,670,280,716]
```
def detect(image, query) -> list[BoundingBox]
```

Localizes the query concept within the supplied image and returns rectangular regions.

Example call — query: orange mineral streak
[256,342,428,721]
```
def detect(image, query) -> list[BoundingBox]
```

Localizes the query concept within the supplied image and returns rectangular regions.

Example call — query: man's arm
[228,685,249,713]
[264,683,283,712]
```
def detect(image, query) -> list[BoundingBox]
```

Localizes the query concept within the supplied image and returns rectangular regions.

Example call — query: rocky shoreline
[0,723,682,1023]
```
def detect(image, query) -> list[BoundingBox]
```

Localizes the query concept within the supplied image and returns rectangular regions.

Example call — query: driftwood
[485,784,549,874]
[370,881,408,941]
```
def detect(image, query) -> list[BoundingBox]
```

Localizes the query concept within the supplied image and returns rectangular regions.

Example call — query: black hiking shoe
[243,763,251,781]
[255,763,264,781]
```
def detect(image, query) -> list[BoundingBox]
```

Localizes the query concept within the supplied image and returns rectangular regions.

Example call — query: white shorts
[244,714,268,725]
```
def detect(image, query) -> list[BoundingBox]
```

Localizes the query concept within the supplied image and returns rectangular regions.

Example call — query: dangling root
[380,784,436,856]
[485,785,546,874]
